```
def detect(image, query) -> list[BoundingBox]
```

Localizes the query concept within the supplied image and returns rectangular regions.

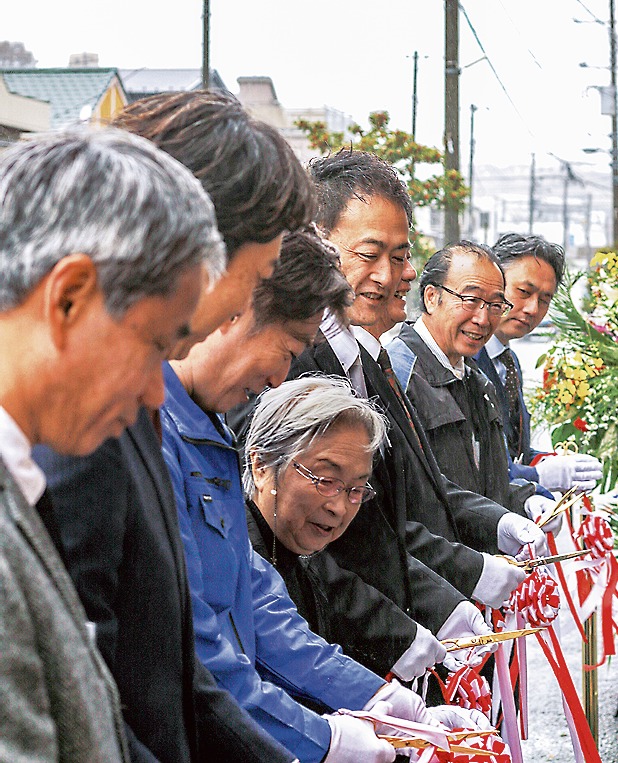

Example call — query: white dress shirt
[413,316,466,381]
[321,313,368,398]
[0,406,46,505]
[484,334,509,386]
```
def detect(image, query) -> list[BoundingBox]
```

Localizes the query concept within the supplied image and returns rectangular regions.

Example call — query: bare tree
[0,41,36,68]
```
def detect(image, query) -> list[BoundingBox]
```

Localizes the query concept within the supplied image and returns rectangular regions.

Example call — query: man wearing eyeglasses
[386,241,543,520]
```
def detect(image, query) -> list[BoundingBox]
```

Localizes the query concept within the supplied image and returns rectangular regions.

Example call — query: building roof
[1,68,124,128]
[118,68,227,100]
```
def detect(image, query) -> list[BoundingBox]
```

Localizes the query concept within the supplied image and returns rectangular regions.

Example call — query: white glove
[472,553,526,609]
[524,494,562,535]
[390,623,447,681]
[363,679,435,728]
[428,705,493,731]
[497,512,548,560]
[437,600,496,668]
[535,454,602,493]
[324,704,396,763]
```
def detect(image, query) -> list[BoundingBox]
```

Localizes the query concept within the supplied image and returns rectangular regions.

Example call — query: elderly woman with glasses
[243,378,492,728]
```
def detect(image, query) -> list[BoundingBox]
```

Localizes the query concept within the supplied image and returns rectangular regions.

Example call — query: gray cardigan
[0,457,129,763]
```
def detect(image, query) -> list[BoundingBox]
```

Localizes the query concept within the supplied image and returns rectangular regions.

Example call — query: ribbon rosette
[434,665,492,718]
[575,514,613,563]
[504,569,560,628]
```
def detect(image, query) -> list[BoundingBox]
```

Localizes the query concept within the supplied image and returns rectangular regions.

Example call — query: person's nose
[324,489,349,518]
[265,360,290,391]
[471,303,492,328]
[140,364,166,411]
[402,259,417,283]
[371,257,394,290]
[522,296,538,316]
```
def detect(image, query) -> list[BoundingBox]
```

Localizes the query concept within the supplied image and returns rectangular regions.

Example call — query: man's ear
[45,253,99,348]
[423,284,440,315]
[218,311,243,335]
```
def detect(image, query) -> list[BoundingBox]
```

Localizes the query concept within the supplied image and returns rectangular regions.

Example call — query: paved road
[510,335,618,762]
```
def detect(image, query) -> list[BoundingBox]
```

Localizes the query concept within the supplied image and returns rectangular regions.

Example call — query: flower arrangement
[530,252,618,493]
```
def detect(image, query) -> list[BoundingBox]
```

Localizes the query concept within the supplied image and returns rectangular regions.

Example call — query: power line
[574,0,606,25]
[495,0,543,70]
[459,3,535,140]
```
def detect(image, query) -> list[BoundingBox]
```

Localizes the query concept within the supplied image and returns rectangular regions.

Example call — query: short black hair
[308,148,413,234]
[251,225,353,329]
[418,240,503,313]
[492,233,565,285]
[114,90,315,257]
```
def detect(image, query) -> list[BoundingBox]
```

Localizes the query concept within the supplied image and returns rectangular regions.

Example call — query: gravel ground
[520,610,618,762]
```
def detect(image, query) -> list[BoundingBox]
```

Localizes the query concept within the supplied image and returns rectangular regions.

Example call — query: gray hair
[0,125,226,315]
[242,375,388,497]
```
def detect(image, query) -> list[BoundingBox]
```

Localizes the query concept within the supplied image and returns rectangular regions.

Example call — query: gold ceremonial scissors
[509,548,590,572]
[537,487,584,529]
[440,627,545,652]
[554,440,579,455]
[380,730,495,752]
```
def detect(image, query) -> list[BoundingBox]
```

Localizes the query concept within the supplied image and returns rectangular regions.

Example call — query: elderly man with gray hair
[0,125,223,762]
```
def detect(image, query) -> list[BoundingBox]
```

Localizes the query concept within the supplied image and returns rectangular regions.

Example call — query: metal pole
[610,0,618,248]
[529,153,536,232]
[444,0,461,244]
[468,104,477,237]
[412,51,419,139]
[202,0,210,89]
[583,611,599,742]
[585,193,593,260]
[562,163,570,254]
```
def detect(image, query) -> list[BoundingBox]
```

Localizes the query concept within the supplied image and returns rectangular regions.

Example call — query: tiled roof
[119,68,227,96]
[1,68,122,128]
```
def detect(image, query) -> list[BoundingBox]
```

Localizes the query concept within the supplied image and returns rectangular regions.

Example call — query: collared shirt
[321,314,368,398]
[413,316,466,381]
[351,325,382,362]
[0,406,46,505]
[413,317,480,466]
[485,334,509,385]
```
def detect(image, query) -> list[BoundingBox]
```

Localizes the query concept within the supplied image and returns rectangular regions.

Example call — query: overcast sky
[5,1,616,174]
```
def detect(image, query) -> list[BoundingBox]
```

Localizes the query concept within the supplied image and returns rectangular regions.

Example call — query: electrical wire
[459,2,536,140]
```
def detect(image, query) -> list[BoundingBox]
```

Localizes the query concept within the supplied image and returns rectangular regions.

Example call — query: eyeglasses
[292,461,376,505]
[437,285,513,316]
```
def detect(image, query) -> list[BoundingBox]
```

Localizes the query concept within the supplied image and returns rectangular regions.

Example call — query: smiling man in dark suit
[286,150,553,650]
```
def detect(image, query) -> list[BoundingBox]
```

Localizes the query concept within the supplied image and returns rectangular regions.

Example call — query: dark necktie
[499,347,523,458]
[376,347,423,451]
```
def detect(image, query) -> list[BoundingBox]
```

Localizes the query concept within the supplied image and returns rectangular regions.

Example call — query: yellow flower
[558,390,575,405]
[577,381,589,399]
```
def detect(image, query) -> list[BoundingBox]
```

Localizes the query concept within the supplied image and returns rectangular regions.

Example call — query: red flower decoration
[573,417,588,432]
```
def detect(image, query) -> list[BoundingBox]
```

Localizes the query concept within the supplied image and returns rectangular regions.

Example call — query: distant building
[0,68,127,137]
[118,68,227,103]
[236,75,353,163]
[68,52,100,68]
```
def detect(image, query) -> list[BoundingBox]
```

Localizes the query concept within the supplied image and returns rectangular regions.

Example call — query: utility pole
[529,153,536,232]
[563,162,570,253]
[412,51,419,138]
[610,0,618,247]
[444,0,461,244]
[202,0,210,89]
[467,104,477,237]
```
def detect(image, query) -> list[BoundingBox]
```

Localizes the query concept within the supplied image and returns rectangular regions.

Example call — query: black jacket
[246,499,420,678]
[34,408,295,763]
[388,324,534,516]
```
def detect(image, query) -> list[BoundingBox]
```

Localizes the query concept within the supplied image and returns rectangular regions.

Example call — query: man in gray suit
[0,125,224,762]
